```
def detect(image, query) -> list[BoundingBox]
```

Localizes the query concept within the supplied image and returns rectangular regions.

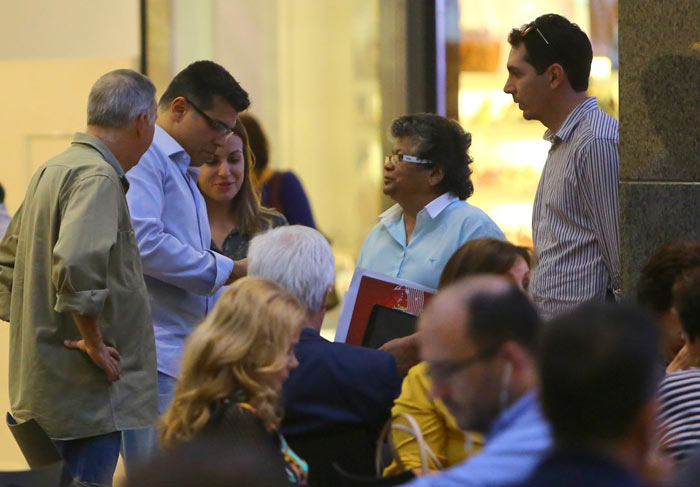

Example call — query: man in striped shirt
[503,14,620,319]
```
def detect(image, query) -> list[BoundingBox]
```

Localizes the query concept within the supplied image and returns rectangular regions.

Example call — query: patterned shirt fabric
[126,125,234,379]
[0,133,158,439]
[357,193,505,290]
[214,212,287,260]
[658,368,700,462]
[530,97,620,320]
[404,391,552,487]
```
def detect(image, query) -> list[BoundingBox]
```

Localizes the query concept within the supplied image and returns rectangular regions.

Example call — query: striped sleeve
[657,370,700,463]
[577,137,621,293]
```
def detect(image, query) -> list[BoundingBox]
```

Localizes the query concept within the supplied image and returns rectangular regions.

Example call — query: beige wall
[0,0,139,61]
[211,0,383,293]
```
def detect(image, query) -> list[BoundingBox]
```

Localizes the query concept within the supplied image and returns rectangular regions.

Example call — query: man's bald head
[420,275,539,355]
[418,276,540,432]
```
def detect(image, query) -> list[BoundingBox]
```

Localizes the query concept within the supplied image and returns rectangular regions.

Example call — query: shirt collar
[153,124,191,174]
[71,132,129,192]
[378,192,458,226]
[301,327,321,338]
[543,97,599,143]
[488,390,538,439]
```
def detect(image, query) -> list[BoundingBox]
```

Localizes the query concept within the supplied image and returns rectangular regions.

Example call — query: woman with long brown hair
[198,120,286,260]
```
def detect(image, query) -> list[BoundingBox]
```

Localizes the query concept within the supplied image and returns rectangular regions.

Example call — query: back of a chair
[286,427,376,487]
[6,413,62,468]
[332,463,415,487]
[0,462,64,487]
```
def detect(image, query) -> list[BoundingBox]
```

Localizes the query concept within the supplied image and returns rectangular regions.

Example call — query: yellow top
[384,362,483,475]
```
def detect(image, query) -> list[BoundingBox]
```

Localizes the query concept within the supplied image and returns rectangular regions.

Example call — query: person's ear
[170,96,188,122]
[134,111,151,136]
[428,166,445,188]
[548,64,566,89]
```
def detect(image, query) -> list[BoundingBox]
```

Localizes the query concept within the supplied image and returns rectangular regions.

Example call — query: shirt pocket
[113,229,146,291]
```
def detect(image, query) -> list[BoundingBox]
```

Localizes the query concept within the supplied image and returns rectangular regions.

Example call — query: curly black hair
[390,113,474,199]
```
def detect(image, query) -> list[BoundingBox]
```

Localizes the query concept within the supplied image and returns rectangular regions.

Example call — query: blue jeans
[54,431,121,486]
[121,372,177,476]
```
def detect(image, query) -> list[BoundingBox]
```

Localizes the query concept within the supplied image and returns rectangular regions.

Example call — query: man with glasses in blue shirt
[121,60,250,472]
[405,276,551,487]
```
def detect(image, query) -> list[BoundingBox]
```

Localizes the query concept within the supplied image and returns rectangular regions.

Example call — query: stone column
[619,0,700,293]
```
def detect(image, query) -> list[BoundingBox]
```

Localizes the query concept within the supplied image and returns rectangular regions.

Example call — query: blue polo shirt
[357,193,504,289]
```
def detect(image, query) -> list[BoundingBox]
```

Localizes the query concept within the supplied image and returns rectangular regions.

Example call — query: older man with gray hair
[0,69,158,485]
[248,225,401,483]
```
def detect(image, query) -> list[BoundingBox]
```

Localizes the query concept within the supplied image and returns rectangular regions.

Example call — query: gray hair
[87,69,156,128]
[248,226,335,314]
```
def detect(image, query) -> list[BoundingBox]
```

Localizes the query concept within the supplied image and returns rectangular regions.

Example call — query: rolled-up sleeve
[126,153,234,295]
[52,175,118,317]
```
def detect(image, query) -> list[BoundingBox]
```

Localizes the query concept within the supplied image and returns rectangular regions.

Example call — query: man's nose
[503,79,512,94]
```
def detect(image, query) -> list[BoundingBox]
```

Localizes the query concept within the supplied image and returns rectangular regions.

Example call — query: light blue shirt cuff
[212,252,234,292]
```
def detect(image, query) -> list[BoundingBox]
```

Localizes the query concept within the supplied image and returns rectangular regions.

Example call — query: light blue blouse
[357,193,505,290]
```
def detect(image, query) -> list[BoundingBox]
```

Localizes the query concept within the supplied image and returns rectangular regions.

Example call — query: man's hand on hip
[68,311,121,383]
[64,339,121,383]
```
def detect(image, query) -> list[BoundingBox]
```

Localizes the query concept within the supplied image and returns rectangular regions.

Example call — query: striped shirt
[530,97,620,320]
[658,368,700,463]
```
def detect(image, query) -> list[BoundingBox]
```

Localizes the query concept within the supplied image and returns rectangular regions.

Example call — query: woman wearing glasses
[357,113,503,291]
[198,120,286,260]
[356,114,504,374]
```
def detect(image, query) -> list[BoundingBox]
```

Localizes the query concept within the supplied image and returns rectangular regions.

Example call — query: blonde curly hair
[159,277,307,448]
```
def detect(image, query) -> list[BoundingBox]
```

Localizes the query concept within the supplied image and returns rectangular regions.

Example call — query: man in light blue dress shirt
[407,276,551,487]
[122,61,250,471]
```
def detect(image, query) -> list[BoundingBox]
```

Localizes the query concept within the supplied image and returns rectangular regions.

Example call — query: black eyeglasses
[427,346,500,382]
[522,21,551,46]
[427,354,484,382]
[183,97,235,138]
